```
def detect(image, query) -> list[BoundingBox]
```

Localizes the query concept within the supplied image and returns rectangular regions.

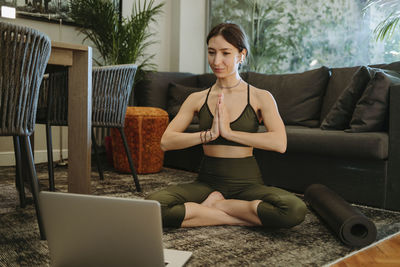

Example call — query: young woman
[147,23,307,228]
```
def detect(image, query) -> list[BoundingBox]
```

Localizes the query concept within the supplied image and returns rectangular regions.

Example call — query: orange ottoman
[111,107,169,174]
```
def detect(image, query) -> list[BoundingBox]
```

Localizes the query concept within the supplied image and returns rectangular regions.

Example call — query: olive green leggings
[146,156,307,228]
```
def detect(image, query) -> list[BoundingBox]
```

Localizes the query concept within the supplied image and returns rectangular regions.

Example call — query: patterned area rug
[1,162,400,266]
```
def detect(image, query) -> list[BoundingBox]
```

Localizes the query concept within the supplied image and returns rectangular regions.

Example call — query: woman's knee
[146,191,186,228]
[257,195,307,228]
[281,197,307,228]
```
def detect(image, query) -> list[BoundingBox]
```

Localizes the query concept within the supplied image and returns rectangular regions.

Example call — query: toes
[201,191,225,207]
[209,191,225,200]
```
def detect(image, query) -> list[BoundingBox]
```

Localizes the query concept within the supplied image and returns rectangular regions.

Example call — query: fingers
[217,93,224,117]
[210,95,220,139]
[214,101,219,124]
[218,93,224,105]
[216,92,232,138]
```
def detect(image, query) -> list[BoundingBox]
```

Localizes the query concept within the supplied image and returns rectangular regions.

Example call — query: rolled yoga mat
[304,184,377,247]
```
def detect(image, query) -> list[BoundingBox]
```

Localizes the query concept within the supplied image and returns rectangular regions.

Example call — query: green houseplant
[69,0,164,84]
[364,0,400,41]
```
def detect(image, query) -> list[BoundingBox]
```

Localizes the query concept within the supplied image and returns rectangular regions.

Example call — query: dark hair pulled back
[206,23,250,57]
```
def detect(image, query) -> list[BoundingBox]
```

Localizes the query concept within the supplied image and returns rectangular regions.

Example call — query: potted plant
[68,0,164,85]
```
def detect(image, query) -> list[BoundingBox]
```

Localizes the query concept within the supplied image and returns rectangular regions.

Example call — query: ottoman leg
[92,130,105,180]
[118,127,141,192]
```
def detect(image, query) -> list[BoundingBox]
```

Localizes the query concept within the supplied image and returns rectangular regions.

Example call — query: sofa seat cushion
[285,126,388,160]
[185,124,388,160]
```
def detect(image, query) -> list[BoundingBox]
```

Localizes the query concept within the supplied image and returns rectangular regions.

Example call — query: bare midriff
[203,145,253,158]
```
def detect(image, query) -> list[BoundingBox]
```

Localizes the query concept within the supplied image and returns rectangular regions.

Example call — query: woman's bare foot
[182,202,256,227]
[201,191,225,208]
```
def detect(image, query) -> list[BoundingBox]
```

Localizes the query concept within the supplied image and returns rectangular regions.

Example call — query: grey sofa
[133,62,400,211]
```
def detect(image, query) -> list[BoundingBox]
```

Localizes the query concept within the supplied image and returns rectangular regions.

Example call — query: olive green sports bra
[198,84,259,147]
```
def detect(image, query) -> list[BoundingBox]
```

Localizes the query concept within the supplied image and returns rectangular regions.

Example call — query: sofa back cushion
[165,74,216,123]
[195,72,248,88]
[319,66,360,122]
[167,82,204,123]
[247,66,330,127]
[346,70,400,132]
[321,67,400,132]
[320,66,372,130]
[134,72,196,109]
[369,61,400,73]
[196,73,217,88]
[319,61,400,124]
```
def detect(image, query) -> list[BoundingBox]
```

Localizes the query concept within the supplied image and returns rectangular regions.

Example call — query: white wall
[177,0,207,73]
[122,0,207,73]
[0,0,208,166]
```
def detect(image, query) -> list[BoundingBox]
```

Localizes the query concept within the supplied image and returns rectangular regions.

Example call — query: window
[209,0,400,74]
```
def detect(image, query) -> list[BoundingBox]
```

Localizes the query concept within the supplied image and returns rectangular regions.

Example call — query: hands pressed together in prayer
[210,93,231,141]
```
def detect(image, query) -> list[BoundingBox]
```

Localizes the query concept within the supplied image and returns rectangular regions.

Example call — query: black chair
[36,71,68,191]
[0,21,51,240]
[37,64,141,192]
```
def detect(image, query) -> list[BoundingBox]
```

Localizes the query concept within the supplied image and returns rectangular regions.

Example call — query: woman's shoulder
[249,84,277,112]
[187,87,209,100]
[249,84,275,100]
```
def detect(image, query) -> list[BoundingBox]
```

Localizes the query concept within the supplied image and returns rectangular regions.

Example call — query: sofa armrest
[386,83,400,209]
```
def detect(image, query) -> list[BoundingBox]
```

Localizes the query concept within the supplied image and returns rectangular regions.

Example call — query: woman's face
[207,35,244,79]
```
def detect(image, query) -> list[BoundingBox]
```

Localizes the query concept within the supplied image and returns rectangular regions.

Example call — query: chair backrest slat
[0,21,51,136]
[37,64,137,129]
[92,64,137,127]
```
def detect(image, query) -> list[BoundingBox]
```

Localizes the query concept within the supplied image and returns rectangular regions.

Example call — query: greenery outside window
[209,0,400,74]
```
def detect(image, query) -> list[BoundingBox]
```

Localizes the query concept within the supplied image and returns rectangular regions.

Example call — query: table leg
[67,48,92,194]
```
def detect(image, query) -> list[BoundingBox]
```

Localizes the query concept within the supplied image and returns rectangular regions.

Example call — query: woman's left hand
[217,93,232,138]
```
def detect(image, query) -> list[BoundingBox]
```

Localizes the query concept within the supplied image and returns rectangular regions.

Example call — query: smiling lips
[213,67,224,73]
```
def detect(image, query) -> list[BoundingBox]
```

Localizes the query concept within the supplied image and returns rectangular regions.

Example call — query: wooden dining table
[47,41,93,194]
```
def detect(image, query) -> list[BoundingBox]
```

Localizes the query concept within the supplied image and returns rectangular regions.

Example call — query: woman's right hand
[210,96,220,141]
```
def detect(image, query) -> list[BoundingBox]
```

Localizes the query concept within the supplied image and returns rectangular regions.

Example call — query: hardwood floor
[330,232,400,266]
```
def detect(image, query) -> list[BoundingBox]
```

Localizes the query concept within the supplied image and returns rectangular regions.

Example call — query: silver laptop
[39,191,192,267]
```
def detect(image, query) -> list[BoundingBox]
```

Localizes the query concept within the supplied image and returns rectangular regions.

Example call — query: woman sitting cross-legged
[146,22,307,228]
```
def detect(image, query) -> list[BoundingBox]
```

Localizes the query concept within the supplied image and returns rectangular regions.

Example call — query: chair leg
[21,136,46,240]
[46,124,55,191]
[13,136,26,208]
[118,128,141,192]
[92,130,104,180]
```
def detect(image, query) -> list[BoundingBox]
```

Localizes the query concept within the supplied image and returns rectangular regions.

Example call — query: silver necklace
[217,79,242,89]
